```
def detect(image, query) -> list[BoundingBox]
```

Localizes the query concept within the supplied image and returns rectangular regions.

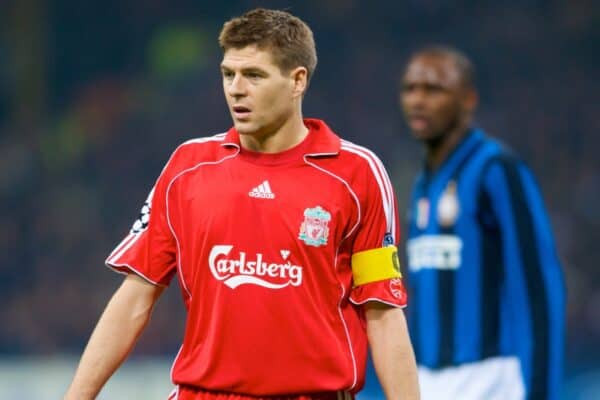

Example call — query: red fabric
[175,386,354,400]
[106,119,406,396]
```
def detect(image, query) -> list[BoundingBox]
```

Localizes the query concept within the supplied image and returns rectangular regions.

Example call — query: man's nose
[404,88,427,109]
[227,74,247,97]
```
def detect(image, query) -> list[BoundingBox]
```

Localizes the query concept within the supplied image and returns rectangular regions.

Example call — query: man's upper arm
[345,149,407,308]
[483,155,565,398]
[105,147,186,286]
[113,273,166,314]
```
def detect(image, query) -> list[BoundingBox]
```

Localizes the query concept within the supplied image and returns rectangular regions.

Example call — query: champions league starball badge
[437,180,460,227]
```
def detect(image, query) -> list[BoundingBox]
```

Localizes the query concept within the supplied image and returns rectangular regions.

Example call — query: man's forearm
[64,274,163,400]
[366,304,420,400]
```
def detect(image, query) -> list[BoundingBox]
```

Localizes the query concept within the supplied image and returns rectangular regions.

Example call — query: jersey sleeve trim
[349,297,407,308]
[104,260,167,287]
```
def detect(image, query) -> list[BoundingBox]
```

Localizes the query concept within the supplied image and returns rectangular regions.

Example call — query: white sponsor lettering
[407,235,463,271]
[209,245,303,289]
[249,191,275,199]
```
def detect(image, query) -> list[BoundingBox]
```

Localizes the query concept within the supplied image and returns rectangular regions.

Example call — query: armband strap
[351,245,402,286]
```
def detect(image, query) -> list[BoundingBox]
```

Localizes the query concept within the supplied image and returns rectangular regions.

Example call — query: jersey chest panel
[167,158,358,298]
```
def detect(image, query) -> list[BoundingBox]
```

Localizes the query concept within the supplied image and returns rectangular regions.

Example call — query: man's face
[221,45,298,138]
[400,55,474,142]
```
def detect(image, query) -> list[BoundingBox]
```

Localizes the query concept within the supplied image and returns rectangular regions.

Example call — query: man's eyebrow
[242,67,267,74]
[220,65,268,74]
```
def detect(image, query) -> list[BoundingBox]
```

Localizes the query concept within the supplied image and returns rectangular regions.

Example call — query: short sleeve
[348,153,407,307]
[105,161,178,286]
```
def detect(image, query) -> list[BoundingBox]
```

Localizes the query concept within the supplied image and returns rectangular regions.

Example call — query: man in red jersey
[64,8,419,400]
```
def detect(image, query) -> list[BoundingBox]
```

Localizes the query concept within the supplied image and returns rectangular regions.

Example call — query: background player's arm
[64,274,165,400]
[365,302,420,400]
[484,157,565,399]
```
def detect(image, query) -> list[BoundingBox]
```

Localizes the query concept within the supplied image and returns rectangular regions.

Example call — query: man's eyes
[222,71,264,79]
[402,83,445,93]
[246,72,264,79]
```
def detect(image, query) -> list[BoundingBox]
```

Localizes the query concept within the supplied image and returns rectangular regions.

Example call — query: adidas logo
[249,180,275,199]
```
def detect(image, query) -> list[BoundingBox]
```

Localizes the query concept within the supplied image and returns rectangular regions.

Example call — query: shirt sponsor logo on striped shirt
[407,235,463,271]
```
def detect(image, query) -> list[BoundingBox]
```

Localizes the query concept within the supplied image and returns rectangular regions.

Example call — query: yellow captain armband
[351,245,402,287]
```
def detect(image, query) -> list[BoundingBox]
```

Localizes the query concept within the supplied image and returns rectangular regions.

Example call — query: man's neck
[425,124,470,171]
[240,114,309,154]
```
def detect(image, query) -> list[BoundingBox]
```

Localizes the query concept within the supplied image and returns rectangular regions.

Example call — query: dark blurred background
[0,0,598,398]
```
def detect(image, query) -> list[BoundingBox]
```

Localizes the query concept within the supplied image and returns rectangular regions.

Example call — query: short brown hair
[219,8,317,81]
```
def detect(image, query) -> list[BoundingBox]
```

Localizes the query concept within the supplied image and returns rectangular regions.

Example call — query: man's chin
[411,129,435,141]
[412,130,447,146]
[233,121,255,135]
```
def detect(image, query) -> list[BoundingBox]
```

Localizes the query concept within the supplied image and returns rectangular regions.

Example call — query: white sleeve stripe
[106,232,136,263]
[106,232,143,265]
[341,141,394,213]
[106,133,229,278]
[341,141,393,208]
[341,141,396,239]
[340,142,396,240]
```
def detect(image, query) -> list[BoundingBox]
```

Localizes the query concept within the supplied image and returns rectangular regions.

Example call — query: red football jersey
[106,119,406,396]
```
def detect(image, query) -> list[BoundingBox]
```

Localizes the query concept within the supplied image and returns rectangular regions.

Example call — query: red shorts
[168,386,355,400]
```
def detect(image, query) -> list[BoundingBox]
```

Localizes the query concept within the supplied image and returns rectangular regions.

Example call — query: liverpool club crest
[299,206,331,247]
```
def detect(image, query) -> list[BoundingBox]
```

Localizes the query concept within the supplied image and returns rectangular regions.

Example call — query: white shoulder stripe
[149,133,229,185]
[106,132,230,284]
[341,141,395,237]
[340,141,396,240]
[341,140,393,206]
[181,132,227,146]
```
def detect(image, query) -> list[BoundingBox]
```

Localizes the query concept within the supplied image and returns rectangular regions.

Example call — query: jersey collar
[220,118,341,158]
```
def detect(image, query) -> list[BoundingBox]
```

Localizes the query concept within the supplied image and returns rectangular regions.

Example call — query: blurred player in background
[400,46,565,399]
[64,8,419,400]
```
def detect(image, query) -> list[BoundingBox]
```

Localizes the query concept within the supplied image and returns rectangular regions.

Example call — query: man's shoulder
[472,133,539,186]
[162,132,232,176]
[176,132,230,154]
[469,132,516,172]
[329,139,393,193]
[337,139,387,170]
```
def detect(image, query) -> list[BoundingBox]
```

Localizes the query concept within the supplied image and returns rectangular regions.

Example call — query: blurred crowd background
[0,0,598,398]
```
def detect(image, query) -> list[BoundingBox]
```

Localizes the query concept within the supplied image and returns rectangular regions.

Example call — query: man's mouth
[409,115,430,131]
[232,105,251,119]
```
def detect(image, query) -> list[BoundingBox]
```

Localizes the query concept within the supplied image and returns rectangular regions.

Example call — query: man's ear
[463,88,479,113]
[290,66,308,98]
